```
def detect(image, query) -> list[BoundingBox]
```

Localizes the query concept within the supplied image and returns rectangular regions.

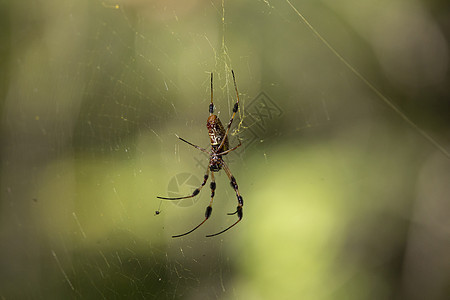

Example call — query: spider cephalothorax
[157,71,243,238]
[209,153,223,172]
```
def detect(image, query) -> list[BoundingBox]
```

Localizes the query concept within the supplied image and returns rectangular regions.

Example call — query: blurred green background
[1,0,449,299]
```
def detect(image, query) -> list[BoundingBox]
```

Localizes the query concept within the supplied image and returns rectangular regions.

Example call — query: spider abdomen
[207,115,229,153]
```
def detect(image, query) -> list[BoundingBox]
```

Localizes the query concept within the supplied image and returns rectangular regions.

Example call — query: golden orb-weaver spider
[157,70,243,238]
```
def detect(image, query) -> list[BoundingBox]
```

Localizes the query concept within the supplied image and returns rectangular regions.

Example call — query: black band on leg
[237,206,243,219]
[230,176,238,190]
[205,206,212,218]
[238,195,243,206]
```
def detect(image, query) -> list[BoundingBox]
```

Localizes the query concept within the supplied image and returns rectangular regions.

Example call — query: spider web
[1,0,449,299]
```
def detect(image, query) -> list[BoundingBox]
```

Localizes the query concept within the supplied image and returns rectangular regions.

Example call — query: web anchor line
[286,0,450,159]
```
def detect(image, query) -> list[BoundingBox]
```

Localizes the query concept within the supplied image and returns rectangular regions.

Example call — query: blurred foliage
[1,0,449,299]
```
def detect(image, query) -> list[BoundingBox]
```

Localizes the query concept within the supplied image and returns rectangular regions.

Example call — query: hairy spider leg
[217,70,240,152]
[157,168,210,200]
[206,161,243,237]
[176,136,209,154]
[172,172,217,238]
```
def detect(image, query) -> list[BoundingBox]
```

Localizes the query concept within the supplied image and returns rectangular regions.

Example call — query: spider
[157,70,244,238]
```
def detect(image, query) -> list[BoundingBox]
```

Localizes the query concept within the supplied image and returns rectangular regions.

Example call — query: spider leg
[217,70,240,151]
[217,139,242,156]
[157,168,209,200]
[222,162,243,216]
[209,72,214,115]
[206,161,243,237]
[176,135,209,154]
[172,172,217,238]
